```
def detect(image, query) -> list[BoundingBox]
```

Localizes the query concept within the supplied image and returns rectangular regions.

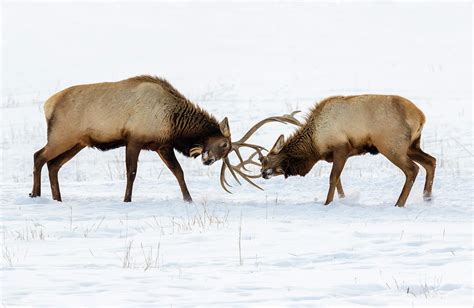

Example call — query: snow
[1,1,472,306]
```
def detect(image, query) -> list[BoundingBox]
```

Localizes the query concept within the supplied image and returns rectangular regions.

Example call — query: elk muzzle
[262,169,274,179]
[202,151,216,165]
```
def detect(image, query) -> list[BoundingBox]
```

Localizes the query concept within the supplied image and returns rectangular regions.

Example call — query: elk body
[260,95,436,207]
[30,75,234,202]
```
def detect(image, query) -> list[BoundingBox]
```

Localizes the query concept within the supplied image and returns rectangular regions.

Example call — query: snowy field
[1,2,472,306]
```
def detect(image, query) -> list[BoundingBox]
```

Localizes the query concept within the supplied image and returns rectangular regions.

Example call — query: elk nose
[203,158,215,166]
[262,169,273,179]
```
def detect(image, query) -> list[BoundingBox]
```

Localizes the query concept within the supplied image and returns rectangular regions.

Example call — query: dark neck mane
[281,116,319,177]
[130,75,221,156]
[171,102,221,156]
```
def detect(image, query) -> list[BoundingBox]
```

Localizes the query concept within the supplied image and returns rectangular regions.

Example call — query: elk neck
[281,124,320,177]
[170,102,221,157]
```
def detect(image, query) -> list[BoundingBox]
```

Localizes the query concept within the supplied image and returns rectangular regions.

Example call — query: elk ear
[271,134,285,154]
[219,117,231,138]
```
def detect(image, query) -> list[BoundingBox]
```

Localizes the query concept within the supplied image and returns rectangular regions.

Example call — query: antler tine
[225,157,241,185]
[235,117,286,144]
[232,147,249,171]
[231,167,263,190]
[219,110,302,193]
[220,151,263,193]
[235,152,261,170]
[280,111,303,127]
[220,157,245,194]
[219,162,232,194]
[236,111,302,144]
[231,142,266,171]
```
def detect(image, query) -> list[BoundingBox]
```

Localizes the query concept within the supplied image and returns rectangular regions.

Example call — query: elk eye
[222,142,228,148]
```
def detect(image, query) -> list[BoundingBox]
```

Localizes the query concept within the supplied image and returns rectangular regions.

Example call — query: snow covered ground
[1,2,472,306]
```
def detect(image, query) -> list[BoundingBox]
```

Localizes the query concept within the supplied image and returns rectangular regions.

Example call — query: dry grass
[141,242,160,271]
[121,240,134,268]
[8,221,46,241]
[81,216,105,238]
[168,200,229,234]
[386,275,443,298]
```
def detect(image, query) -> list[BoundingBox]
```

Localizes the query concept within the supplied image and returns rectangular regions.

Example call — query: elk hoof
[183,197,193,203]
[423,192,432,201]
[29,192,39,198]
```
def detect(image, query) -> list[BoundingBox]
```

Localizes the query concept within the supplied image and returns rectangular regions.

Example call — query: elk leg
[47,144,85,201]
[336,179,345,199]
[124,142,142,202]
[30,143,75,198]
[408,147,436,201]
[384,154,419,207]
[31,147,47,197]
[157,147,192,202]
[324,147,349,205]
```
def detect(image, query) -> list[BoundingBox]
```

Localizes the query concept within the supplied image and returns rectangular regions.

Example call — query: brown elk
[259,95,436,207]
[30,75,263,202]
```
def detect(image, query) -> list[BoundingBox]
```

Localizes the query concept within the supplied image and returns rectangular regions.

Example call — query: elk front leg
[157,147,192,202]
[124,142,142,202]
[324,147,349,205]
[336,179,345,199]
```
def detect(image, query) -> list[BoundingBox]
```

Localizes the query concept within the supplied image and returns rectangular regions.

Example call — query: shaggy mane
[284,96,348,155]
[128,75,219,125]
[128,75,221,156]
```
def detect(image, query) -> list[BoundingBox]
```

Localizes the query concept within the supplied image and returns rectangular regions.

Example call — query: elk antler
[219,111,303,193]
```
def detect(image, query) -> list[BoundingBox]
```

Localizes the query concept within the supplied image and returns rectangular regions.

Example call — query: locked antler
[220,111,303,193]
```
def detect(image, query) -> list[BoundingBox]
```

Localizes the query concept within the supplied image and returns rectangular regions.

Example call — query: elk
[259,95,436,207]
[30,75,263,202]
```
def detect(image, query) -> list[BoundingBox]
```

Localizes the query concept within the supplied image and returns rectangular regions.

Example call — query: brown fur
[31,75,231,202]
[261,95,436,207]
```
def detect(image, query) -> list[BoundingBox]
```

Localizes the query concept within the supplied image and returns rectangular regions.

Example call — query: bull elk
[259,95,436,207]
[30,75,265,202]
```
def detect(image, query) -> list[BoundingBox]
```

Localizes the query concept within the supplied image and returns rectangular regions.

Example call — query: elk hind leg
[30,143,75,198]
[408,141,436,201]
[383,152,419,207]
[47,144,85,201]
[30,147,47,197]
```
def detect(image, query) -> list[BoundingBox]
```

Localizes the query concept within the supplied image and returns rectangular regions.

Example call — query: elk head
[260,134,287,179]
[219,112,302,193]
[195,118,233,166]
